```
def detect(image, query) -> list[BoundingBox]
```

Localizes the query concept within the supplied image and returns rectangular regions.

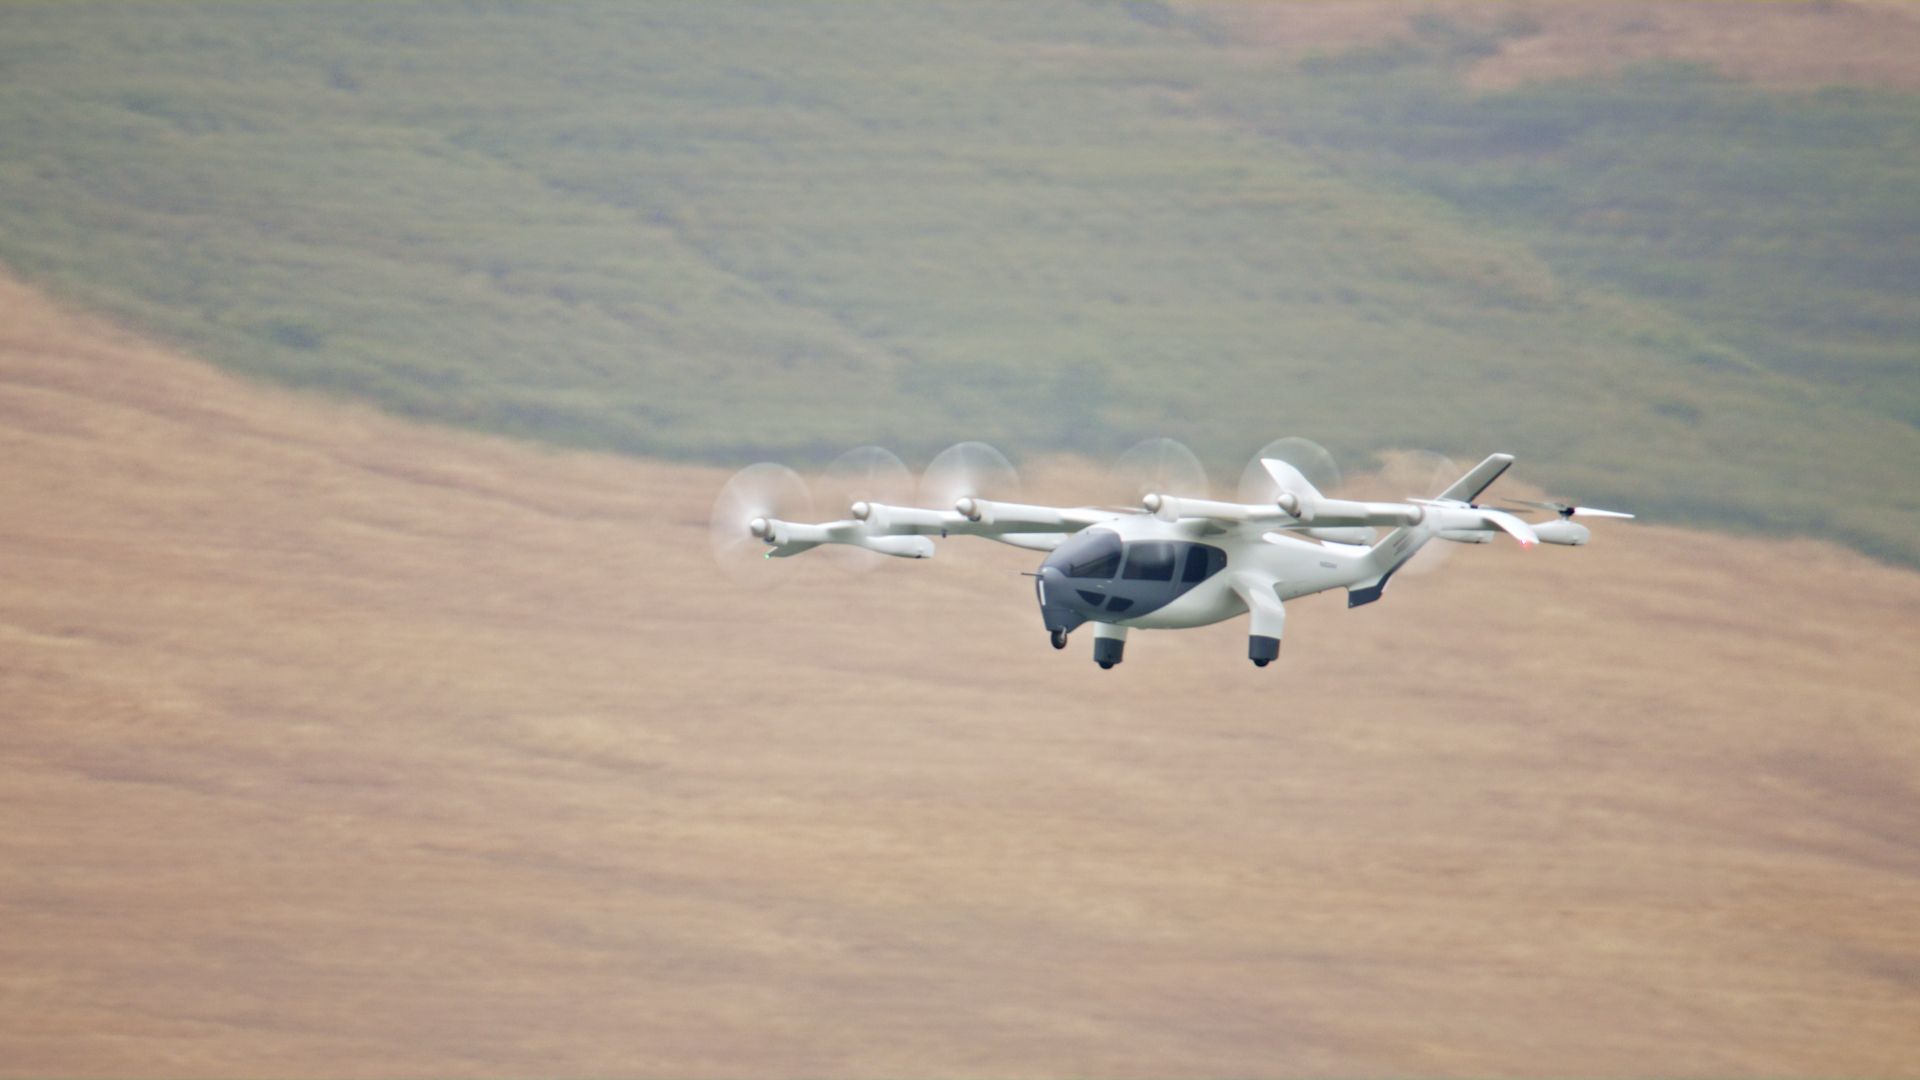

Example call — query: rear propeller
[1235,436,1382,543]
[709,462,815,585]
[1237,436,1341,507]
[1500,498,1636,521]
[1350,449,1462,575]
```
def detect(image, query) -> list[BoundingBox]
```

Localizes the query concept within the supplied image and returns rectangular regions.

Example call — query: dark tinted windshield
[1061,530,1121,580]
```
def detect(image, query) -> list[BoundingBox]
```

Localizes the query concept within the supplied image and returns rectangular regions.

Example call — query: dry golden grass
[1199,0,1920,91]
[1,272,1917,1076]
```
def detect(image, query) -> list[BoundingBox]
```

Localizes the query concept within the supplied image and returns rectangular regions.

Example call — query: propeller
[919,441,1021,512]
[1113,436,1209,504]
[1234,436,1381,540]
[1353,449,1462,576]
[1500,498,1635,521]
[818,445,915,573]
[1237,436,1340,507]
[709,462,815,585]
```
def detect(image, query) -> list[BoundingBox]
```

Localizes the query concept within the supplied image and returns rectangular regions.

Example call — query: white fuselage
[1035,513,1425,634]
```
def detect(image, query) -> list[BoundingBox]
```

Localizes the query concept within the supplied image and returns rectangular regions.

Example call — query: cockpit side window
[1182,544,1226,583]
[1120,541,1176,581]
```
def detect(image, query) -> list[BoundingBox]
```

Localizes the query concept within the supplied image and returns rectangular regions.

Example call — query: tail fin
[1439,453,1514,503]
[1347,453,1515,607]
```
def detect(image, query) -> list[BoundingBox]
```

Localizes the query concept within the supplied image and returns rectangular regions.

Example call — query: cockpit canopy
[1047,530,1225,586]
[1040,529,1227,625]
[1058,528,1121,580]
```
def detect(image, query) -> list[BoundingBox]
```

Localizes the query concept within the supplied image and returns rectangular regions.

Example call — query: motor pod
[859,535,936,559]
[1531,520,1591,546]
[1143,492,1208,523]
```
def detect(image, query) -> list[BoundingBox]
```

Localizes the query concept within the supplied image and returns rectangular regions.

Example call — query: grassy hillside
[3,270,1917,1076]
[0,3,1914,560]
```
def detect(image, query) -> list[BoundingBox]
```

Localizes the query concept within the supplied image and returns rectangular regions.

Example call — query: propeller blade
[1257,458,1324,519]
[819,446,914,574]
[1505,498,1635,520]
[1238,436,1341,506]
[919,441,1021,512]
[709,462,814,585]
[1355,449,1460,576]
[1113,436,1209,503]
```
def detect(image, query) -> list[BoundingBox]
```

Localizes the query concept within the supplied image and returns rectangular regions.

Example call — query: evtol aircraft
[712,438,1631,669]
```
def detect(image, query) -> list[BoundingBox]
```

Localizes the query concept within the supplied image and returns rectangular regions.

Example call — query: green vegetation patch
[0,3,1914,563]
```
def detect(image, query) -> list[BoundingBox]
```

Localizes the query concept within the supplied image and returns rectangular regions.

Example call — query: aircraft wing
[757,500,1126,557]
[1146,492,1420,529]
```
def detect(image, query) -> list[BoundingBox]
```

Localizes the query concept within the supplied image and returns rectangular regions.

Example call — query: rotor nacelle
[1531,520,1590,546]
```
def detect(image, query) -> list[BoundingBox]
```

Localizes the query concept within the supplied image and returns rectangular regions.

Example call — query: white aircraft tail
[1347,453,1514,607]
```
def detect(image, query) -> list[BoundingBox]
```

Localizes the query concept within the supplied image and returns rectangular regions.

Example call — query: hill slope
[0,2,1915,563]
[3,277,1918,1075]
[1204,0,1920,90]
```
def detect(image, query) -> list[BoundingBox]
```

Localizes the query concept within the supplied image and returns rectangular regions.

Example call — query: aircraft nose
[1037,564,1066,605]
[1036,565,1084,635]
[1038,545,1070,574]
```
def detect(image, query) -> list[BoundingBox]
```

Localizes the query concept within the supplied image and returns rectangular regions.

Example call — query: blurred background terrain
[1,2,1917,1076]
[2,267,1916,1077]
[0,1,1915,560]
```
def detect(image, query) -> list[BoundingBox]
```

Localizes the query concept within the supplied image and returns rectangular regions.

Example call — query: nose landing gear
[1049,628,1069,650]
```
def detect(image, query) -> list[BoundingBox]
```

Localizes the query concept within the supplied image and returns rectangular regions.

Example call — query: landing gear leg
[1092,623,1128,670]
[1049,628,1069,650]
